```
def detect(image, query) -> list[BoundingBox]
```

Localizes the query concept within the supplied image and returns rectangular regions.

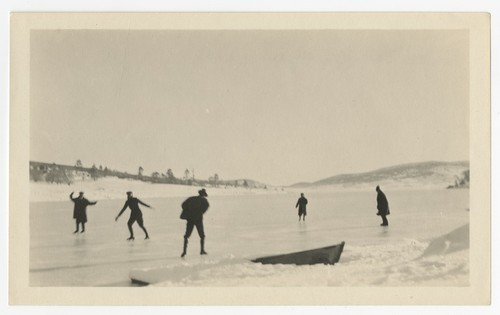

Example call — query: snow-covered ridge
[30,161,469,202]
[291,160,469,190]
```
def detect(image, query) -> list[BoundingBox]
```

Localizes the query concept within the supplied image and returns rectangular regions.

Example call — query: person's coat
[376,191,390,216]
[180,196,209,221]
[296,197,308,216]
[71,195,96,223]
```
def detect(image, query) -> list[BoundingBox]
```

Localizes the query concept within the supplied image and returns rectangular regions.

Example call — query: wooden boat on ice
[251,241,345,265]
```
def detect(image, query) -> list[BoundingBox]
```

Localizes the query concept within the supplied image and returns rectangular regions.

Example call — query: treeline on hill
[29,160,264,189]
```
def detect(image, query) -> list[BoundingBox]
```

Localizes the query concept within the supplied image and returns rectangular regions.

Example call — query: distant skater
[375,185,390,226]
[180,189,209,257]
[115,191,152,240]
[69,191,97,233]
[296,193,308,221]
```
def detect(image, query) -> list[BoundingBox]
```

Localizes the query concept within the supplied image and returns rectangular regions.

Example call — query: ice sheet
[29,189,469,286]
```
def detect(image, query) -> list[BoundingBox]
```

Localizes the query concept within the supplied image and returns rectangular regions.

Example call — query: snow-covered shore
[30,176,459,203]
[131,224,469,287]
[30,177,285,202]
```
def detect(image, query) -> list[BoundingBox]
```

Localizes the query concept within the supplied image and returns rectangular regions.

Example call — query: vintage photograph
[9,13,490,305]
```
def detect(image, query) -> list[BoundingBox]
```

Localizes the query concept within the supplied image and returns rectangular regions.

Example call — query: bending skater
[180,189,209,257]
[115,191,152,240]
[295,193,308,221]
[69,191,97,233]
[375,185,390,226]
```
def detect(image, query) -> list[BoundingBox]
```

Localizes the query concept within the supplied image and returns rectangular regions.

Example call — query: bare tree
[90,164,99,181]
[167,168,175,180]
[214,173,219,187]
[184,169,191,181]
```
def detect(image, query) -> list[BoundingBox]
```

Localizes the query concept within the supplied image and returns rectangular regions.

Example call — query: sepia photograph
[8,12,490,306]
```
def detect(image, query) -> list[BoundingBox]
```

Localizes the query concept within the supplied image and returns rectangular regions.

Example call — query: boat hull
[251,242,345,265]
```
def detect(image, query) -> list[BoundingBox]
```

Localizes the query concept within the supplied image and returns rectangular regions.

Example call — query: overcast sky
[30,30,469,186]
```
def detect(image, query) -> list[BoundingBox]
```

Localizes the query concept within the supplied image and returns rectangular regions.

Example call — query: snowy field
[30,177,284,202]
[29,184,469,287]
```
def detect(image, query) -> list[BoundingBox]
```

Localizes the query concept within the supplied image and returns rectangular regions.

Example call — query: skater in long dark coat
[69,191,97,233]
[375,185,390,226]
[115,191,152,240]
[295,193,308,221]
[180,189,209,257]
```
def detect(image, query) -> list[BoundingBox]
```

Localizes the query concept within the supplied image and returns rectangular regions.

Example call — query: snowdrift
[30,176,283,202]
[129,224,468,287]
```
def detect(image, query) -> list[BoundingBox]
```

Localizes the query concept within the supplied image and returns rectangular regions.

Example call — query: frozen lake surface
[30,189,469,286]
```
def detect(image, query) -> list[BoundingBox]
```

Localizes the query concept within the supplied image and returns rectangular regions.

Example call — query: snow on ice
[131,225,469,287]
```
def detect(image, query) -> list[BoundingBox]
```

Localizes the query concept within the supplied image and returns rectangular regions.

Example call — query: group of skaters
[293,186,390,226]
[69,185,390,257]
[70,188,210,257]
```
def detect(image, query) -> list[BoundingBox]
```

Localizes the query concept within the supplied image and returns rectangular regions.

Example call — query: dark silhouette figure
[180,189,209,257]
[70,192,97,233]
[296,193,308,221]
[115,191,152,240]
[376,186,390,226]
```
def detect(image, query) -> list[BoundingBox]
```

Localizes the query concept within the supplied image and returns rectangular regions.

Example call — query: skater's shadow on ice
[298,222,308,235]
[378,226,390,237]
[73,236,86,246]
[325,225,382,232]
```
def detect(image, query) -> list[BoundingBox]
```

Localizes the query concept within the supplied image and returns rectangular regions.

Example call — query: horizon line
[29,159,470,187]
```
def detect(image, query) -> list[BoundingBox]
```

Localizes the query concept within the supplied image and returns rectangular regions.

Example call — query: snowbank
[30,177,286,202]
[31,175,459,203]
[420,223,469,257]
[130,224,469,287]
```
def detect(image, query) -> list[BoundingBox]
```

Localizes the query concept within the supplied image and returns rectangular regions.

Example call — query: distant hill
[290,161,469,190]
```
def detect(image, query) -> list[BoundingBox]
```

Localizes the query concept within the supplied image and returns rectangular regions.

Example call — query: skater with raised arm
[115,191,152,240]
[69,191,97,234]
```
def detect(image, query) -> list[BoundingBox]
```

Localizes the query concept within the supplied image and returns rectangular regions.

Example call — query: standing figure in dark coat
[296,193,308,221]
[180,189,209,257]
[115,191,152,240]
[375,185,390,226]
[70,191,97,234]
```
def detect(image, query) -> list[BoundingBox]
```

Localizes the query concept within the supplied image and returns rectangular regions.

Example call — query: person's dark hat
[198,189,208,197]
[126,191,133,195]
[79,191,84,195]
